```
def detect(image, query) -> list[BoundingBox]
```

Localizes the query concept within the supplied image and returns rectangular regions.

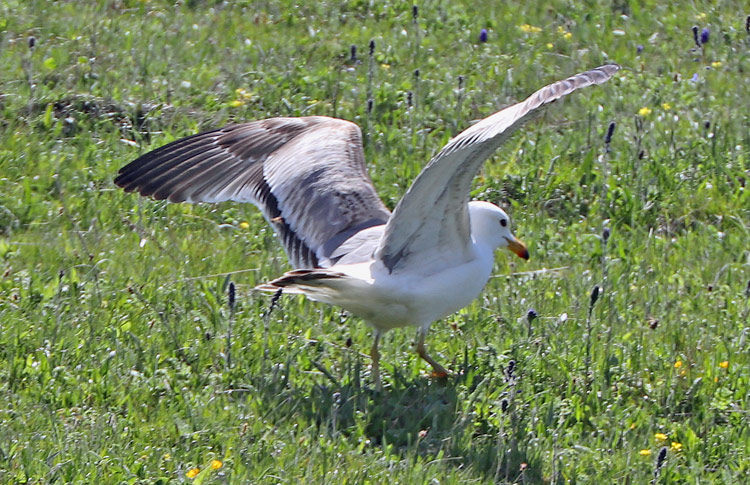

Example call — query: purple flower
[526,308,538,322]
[479,28,488,43]
[636,44,644,54]
[691,73,700,82]
[700,27,709,44]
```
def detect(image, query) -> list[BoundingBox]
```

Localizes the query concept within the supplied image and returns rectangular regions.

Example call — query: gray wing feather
[115,116,390,268]
[375,64,620,272]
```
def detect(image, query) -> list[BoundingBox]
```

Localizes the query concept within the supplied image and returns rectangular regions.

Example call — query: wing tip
[587,63,621,85]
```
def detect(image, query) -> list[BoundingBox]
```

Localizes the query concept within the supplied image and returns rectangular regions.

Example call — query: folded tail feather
[255,268,349,293]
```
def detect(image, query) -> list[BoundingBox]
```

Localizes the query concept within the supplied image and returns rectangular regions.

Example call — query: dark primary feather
[115,116,390,268]
[375,64,620,272]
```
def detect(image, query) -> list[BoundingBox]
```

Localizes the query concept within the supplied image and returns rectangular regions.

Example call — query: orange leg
[370,331,382,390]
[416,327,448,378]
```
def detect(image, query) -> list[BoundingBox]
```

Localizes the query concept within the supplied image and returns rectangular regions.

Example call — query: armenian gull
[115,64,619,389]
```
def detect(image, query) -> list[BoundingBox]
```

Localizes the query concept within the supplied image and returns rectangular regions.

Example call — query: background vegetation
[1,0,748,483]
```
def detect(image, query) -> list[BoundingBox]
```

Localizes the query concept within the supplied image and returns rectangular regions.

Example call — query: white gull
[115,64,619,388]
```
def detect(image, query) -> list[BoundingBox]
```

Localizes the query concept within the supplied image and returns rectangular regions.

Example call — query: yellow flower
[639,449,652,456]
[230,99,244,107]
[662,103,671,110]
[162,453,171,461]
[186,468,200,479]
[695,12,707,21]
[711,61,722,68]
[563,32,572,40]
[671,441,682,452]
[674,360,682,368]
[546,43,554,49]
[638,107,652,116]
[519,24,542,34]
[719,361,729,369]
[239,221,250,229]
[654,433,668,442]
[211,459,223,470]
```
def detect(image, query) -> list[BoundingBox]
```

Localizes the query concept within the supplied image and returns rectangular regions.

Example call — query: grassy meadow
[2,0,750,482]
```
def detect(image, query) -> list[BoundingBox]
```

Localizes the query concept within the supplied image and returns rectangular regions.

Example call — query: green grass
[1,0,749,483]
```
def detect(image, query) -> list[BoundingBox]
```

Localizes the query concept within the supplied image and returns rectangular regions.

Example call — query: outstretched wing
[115,116,391,268]
[375,64,620,272]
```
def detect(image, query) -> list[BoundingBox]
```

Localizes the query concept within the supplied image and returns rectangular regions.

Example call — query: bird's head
[468,200,529,260]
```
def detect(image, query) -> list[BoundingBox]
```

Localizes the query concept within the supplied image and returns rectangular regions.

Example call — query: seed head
[656,446,668,468]
[589,285,601,309]
[369,39,375,56]
[28,36,36,49]
[692,25,701,47]
[605,121,616,144]
[228,281,236,311]
[526,308,538,322]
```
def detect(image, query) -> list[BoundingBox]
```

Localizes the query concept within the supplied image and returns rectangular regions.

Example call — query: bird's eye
[500,219,508,227]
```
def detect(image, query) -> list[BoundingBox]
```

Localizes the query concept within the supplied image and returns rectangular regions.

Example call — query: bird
[115,64,619,389]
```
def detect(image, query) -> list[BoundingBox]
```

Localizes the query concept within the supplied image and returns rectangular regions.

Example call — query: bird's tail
[255,268,350,295]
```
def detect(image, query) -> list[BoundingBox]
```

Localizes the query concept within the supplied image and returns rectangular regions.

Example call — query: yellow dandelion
[680,369,687,376]
[546,43,554,49]
[381,63,391,70]
[239,221,250,229]
[662,103,671,110]
[695,12,707,21]
[638,107,652,117]
[186,468,200,479]
[519,24,542,34]
[671,441,682,452]
[639,449,652,456]
[230,99,244,108]
[654,433,668,442]
[711,61,722,68]
[674,360,682,368]
[563,32,573,40]
[714,376,719,382]
[719,361,729,369]
[557,26,566,34]
[211,459,223,470]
